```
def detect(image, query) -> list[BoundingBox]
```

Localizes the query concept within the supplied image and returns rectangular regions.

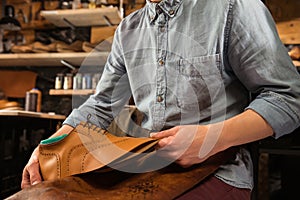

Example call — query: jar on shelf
[81,0,89,8]
[92,73,101,89]
[73,73,83,90]
[63,73,73,90]
[25,88,42,112]
[72,0,82,9]
[89,0,96,8]
[55,73,64,89]
[82,73,92,89]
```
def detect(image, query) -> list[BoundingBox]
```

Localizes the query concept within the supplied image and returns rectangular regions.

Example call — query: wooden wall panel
[265,0,300,44]
[265,0,300,22]
[0,0,2,18]
[276,18,300,44]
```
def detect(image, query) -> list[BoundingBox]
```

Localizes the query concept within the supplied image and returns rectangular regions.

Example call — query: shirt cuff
[246,93,300,139]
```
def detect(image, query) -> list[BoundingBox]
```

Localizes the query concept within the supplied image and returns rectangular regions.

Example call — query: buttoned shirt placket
[152,5,168,131]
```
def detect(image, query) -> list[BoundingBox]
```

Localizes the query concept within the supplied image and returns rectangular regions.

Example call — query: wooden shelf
[40,7,122,27]
[49,89,95,96]
[0,52,109,67]
[21,20,55,30]
[0,110,66,120]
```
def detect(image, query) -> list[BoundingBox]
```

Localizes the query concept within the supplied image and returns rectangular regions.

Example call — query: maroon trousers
[176,175,251,200]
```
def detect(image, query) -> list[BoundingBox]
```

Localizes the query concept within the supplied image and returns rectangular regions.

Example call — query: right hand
[20,125,74,189]
[21,147,42,189]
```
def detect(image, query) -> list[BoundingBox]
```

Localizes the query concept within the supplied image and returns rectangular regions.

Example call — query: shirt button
[150,15,155,20]
[157,95,163,102]
[169,9,175,15]
[156,7,162,14]
[158,59,164,66]
[160,27,165,32]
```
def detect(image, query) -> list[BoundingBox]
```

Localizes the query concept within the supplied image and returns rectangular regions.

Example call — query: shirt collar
[146,0,183,22]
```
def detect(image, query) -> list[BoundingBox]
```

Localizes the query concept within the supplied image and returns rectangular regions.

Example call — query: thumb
[150,126,179,139]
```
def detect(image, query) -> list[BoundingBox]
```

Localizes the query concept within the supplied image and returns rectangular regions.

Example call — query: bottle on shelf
[82,73,92,89]
[72,0,82,9]
[63,73,73,90]
[89,0,96,8]
[25,88,42,112]
[73,73,83,89]
[55,73,64,90]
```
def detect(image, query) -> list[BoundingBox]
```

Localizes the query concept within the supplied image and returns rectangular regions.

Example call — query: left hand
[150,124,226,167]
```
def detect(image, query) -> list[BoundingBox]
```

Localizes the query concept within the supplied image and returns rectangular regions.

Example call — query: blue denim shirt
[64,0,300,189]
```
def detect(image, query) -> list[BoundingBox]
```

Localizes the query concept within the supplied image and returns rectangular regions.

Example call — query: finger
[30,163,42,185]
[156,136,176,149]
[150,126,179,139]
[21,154,39,189]
[29,161,42,186]
[21,167,31,189]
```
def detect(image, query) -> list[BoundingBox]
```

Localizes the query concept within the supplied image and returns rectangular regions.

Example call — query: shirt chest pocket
[176,54,224,111]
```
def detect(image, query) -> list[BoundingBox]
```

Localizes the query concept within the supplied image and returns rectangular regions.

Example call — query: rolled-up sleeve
[63,25,132,129]
[227,0,300,138]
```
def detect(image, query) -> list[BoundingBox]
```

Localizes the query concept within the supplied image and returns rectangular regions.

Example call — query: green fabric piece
[40,134,68,145]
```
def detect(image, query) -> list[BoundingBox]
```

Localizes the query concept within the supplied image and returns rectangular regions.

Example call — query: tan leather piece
[56,40,83,52]
[8,148,236,200]
[10,45,34,53]
[0,99,21,109]
[32,41,57,53]
[11,40,84,53]
[39,122,159,181]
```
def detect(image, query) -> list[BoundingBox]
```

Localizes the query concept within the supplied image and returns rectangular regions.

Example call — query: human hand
[21,147,42,189]
[150,124,226,168]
